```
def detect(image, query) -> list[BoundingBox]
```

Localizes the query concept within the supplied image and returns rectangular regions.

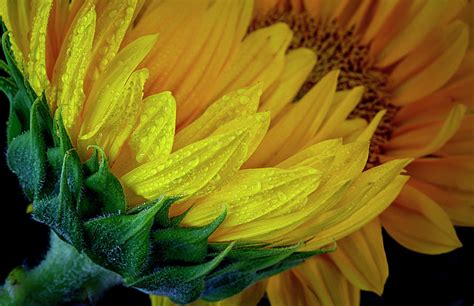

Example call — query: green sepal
[7,132,38,200]
[202,245,298,301]
[1,32,35,102]
[52,110,74,155]
[83,199,164,277]
[82,146,126,216]
[1,32,35,143]
[29,99,53,194]
[0,75,16,97]
[151,209,227,263]
[126,243,234,304]
[152,195,183,228]
[32,150,85,249]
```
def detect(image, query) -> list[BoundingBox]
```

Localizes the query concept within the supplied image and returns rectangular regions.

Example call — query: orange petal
[381,184,462,254]
[269,257,360,306]
[391,21,468,105]
[377,0,465,67]
[386,104,466,158]
[407,156,474,192]
[410,178,474,227]
[389,21,468,90]
[437,114,474,156]
[329,218,388,295]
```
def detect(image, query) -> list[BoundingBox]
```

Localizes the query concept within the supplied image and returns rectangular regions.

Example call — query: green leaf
[151,209,226,263]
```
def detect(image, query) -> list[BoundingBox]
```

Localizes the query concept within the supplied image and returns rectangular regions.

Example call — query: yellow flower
[239,0,473,304]
[2,0,416,304]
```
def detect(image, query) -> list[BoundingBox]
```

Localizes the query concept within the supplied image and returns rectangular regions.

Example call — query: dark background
[0,86,473,306]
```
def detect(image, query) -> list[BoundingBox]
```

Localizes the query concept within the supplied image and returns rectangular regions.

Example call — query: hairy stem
[0,231,122,305]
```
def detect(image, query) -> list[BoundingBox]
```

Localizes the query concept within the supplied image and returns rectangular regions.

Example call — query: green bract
[0,28,329,304]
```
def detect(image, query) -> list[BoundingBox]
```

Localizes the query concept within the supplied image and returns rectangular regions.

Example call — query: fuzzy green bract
[0,27,329,304]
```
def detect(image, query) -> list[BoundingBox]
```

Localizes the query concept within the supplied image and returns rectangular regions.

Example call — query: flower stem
[0,231,122,305]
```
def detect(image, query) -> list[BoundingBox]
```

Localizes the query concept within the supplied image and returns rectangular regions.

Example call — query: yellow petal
[167,0,254,125]
[183,166,321,227]
[112,91,176,176]
[129,92,176,164]
[132,1,253,127]
[79,34,158,139]
[174,84,262,150]
[49,0,96,138]
[246,70,339,167]
[321,141,369,186]
[122,116,268,201]
[0,2,9,31]
[150,295,175,306]
[6,0,31,58]
[210,22,293,106]
[219,179,350,244]
[303,159,411,250]
[392,21,468,105]
[259,48,317,119]
[313,86,365,143]
[329,219,388,295]
[381,184,462,254]
[211,112,270,160]
[26,0,52,94]
[386,104,466,158]
[328,118,368,142]
[267,270,321,306]
[249,140,371,245]
[84,0,138,93]
[80,69,148,164]
[277,139,342,169]
[126,1,208,96]
[356,110,386,142]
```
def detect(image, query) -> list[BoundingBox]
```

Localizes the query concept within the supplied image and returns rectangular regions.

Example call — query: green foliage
[0,28,331,304]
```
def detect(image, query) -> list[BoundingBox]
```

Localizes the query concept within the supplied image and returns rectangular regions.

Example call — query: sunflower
[154,0,473,304]
[241,0,472,304]
[0,0,410,304]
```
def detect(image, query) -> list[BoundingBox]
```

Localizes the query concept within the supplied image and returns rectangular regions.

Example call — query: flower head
[243,0,473,304]
[1,0,417,304]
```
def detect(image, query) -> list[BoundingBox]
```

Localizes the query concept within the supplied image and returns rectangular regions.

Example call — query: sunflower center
[251,10,400,168]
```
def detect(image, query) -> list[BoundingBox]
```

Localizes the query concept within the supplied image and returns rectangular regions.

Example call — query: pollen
[251,10,400,168]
